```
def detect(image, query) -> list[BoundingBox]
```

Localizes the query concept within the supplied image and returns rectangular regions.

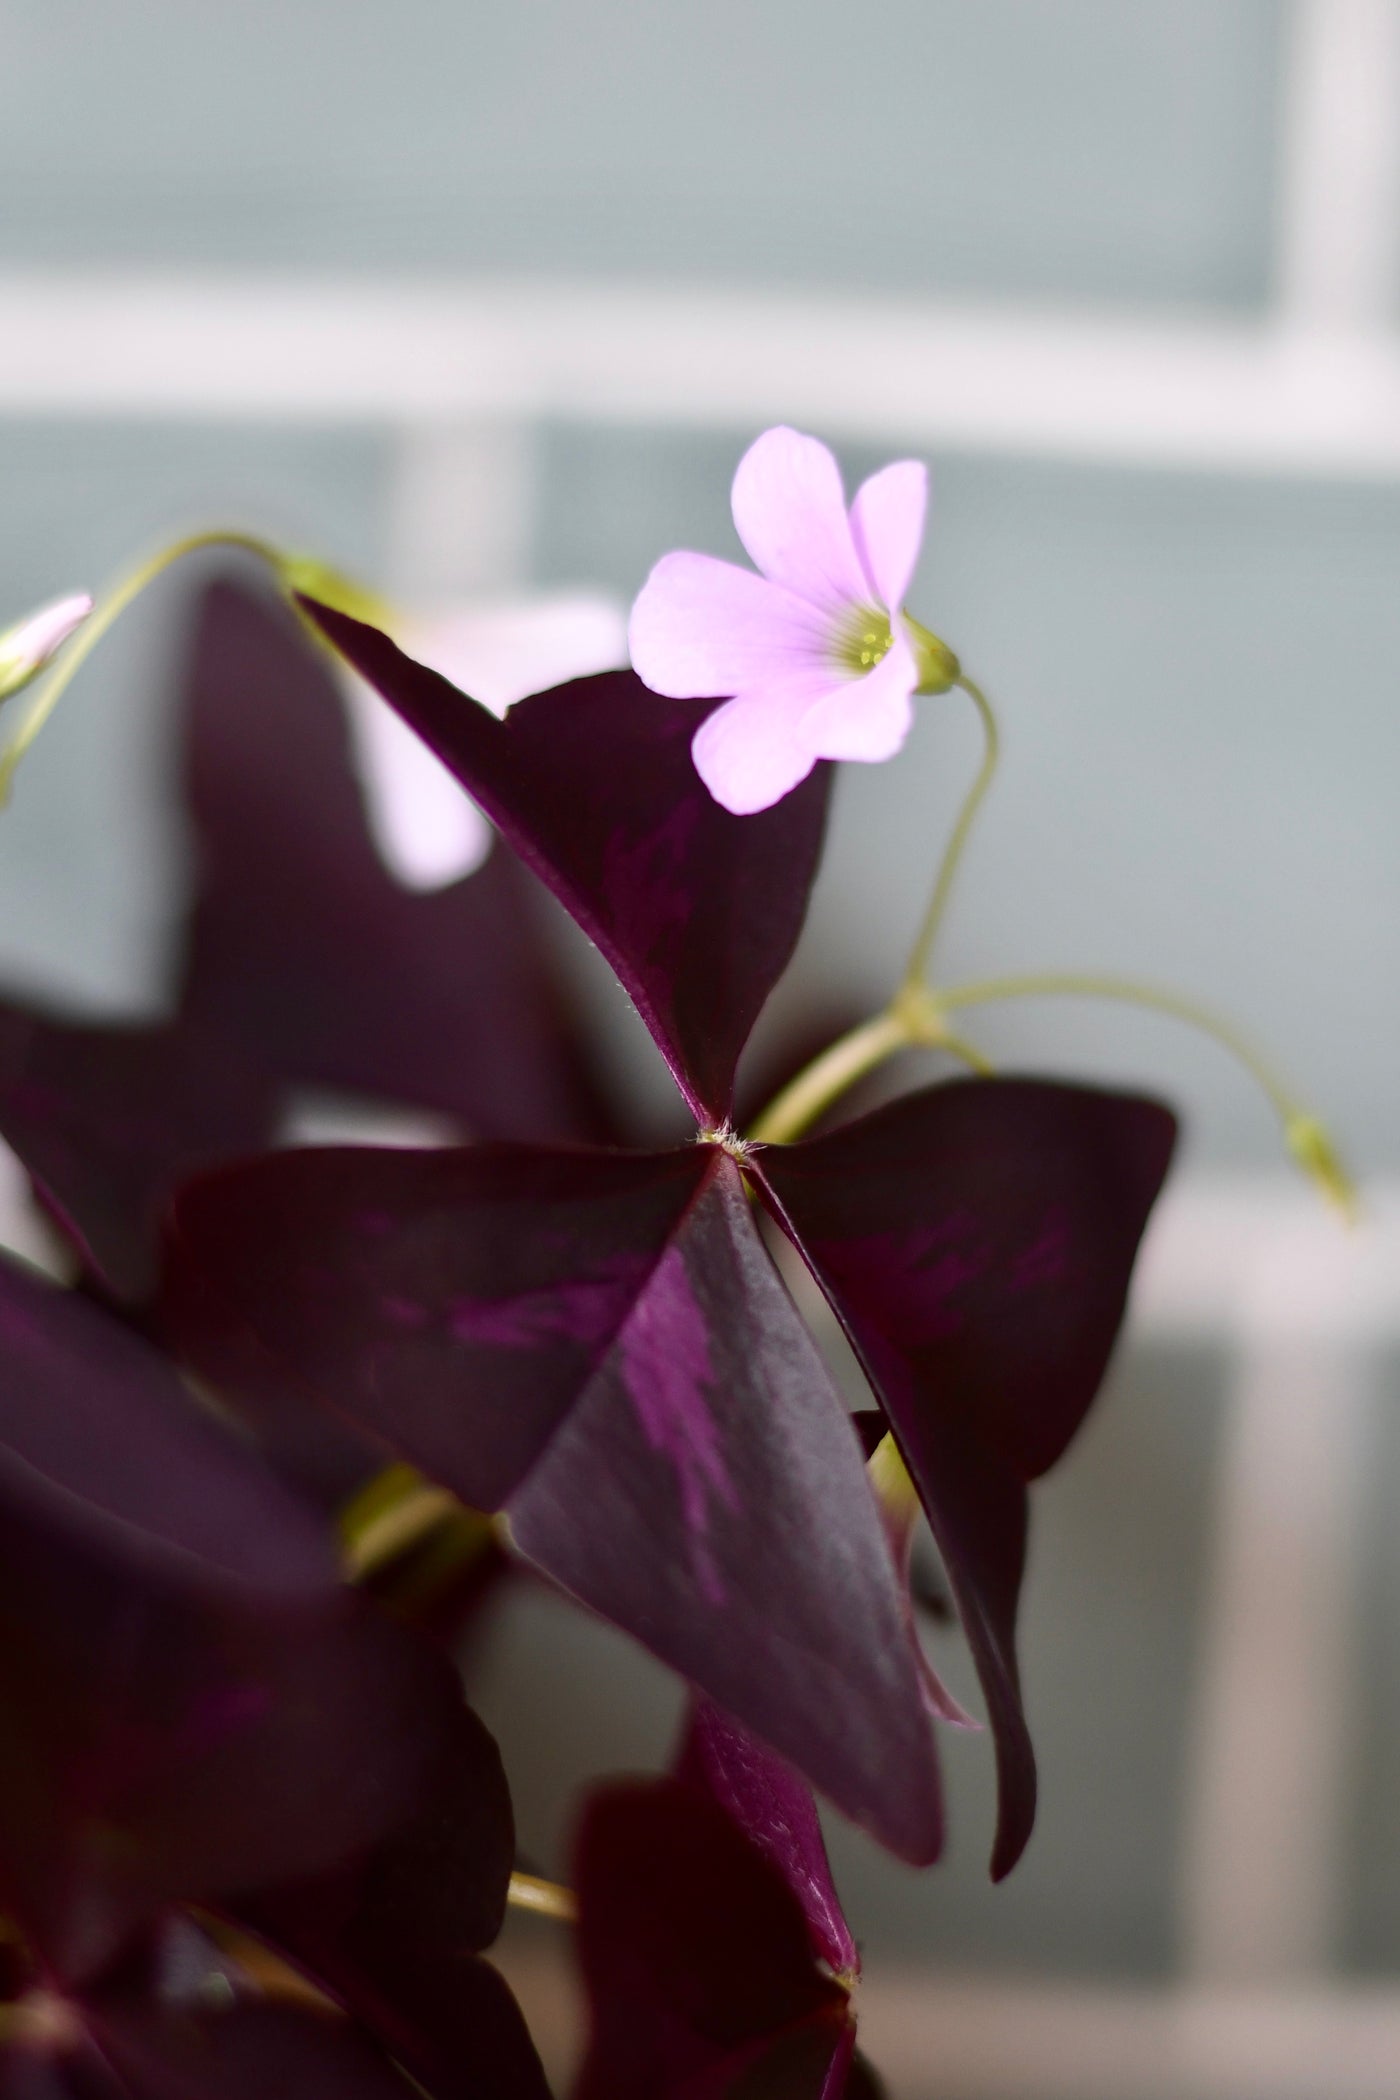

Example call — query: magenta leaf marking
[509,1156,939,1863]
[168,1143,940,1863]
[618,1242,737,1606]
[446,1252,650,1353]
[164,1146,709,1514]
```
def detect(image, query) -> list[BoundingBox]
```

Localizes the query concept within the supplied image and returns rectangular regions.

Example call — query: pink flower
[629,427,944,815]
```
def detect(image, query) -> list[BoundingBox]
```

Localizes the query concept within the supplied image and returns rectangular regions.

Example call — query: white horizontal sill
[7,273,1400,477]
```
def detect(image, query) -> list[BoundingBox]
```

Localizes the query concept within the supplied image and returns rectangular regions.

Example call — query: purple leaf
[756,1077,1176,1878]
[0,1254,459,1982]
[676,1702,856,1979]
[301,602,830,1124]
[572,1779,855,2100]
[0,1003,277,1304]
[164,1145,711,1511]
[243,1701,549,2100]
[0,1248,337,1600]
[180,581,610,1144]
[506,1155,938,1863]
[164,1145,940,1863]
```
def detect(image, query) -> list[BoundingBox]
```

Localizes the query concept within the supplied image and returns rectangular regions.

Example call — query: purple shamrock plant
[0,425,1349,2096]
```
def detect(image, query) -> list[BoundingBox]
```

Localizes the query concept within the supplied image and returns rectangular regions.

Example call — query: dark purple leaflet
[0,1254,461,1985]
[572,1779,856,2100]
[164,1144,940,1865]
[676,1701,856,1980]
[300,601,830,1126]
[0,1003,277,1304]
[243,1701,548,2100]
[755,1076,1176,1878]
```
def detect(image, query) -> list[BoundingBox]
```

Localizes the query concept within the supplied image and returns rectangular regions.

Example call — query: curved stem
[746,1001,995,1149]
[941,969,1298,1118]
[937,1029,996,1077]
[507,1872,578,1925]
[0,528,285,802]
[747,1010,911,1146]
[900,673,1001,992]
[341,1482,460,1582]
[940,967,1355,1215]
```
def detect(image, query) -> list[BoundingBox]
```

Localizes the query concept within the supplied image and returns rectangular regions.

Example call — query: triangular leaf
[164,1145,939,1862]
[756,1077,1176,1877]
[572,1779,853,2100]
[507,1157,939,1863]
[301,603,830,1124]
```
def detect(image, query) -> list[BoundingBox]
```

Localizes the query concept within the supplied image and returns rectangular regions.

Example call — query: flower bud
[1286,1112,1357,1220]
[0,593,92,701]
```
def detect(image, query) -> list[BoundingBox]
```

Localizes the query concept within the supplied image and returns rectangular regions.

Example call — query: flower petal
[629,551,826,700]
[344,594,629,894]
[850,460,928,611]
[731,427,871,615]
[692,686,825,814]
[343,669,494,889]
[802,630,918,763]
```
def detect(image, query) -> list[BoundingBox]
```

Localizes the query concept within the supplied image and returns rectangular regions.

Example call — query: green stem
[747,999,994,1148]
[0,529,287,803]
[935,1028,995,1076]
[507,1871,578,1925]
[747,1011,911,1146]
[900,673,1001,992]
[940,967,1355,1214]
[341,1482,460,1582]
[941,969,1297,1117]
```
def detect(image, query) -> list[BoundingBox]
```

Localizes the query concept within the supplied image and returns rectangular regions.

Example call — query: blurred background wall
[2,4,1399,2095]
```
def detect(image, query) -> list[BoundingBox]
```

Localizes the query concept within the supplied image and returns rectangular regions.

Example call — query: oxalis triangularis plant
[0,425,1348,2097]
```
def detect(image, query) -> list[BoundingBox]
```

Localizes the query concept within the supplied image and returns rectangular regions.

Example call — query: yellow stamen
[833,607,893,677]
